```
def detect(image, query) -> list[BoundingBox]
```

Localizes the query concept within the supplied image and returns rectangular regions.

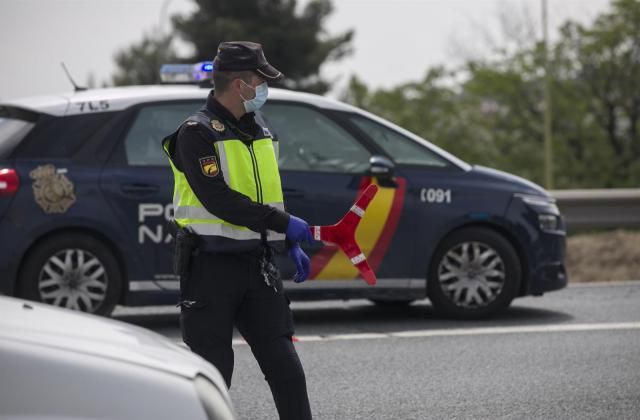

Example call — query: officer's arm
[174,124,290,233]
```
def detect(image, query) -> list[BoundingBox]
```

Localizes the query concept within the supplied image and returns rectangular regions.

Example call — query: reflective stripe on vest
[174,202,284,220]
[165,133,285,244]
[188,223,286,241]
[174,201,286,241]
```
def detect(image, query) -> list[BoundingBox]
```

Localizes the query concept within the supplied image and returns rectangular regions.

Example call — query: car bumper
[527,231,568,295]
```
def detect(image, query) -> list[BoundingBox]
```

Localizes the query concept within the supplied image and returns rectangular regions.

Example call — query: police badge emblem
[29,164,76,214]
[199,156,219,177]
[210,120,225,132]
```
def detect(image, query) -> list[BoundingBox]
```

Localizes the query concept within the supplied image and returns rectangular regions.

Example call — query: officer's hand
[286,215,313,244]
[288,244,310,283]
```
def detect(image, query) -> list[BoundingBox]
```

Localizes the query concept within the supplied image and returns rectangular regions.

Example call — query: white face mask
[240,80,268,113]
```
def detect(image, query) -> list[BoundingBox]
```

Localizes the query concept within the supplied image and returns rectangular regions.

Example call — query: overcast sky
[0,0,611,100]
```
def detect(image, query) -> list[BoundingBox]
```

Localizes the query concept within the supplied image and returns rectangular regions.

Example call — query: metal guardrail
[551,189,640,231]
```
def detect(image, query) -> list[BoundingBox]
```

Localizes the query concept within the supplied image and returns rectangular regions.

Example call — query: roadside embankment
[567,229,640,282]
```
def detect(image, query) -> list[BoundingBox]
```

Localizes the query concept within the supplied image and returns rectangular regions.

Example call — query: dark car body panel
[0,91,567,308]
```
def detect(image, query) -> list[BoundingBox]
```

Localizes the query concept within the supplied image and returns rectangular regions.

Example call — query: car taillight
[0,168,20,196]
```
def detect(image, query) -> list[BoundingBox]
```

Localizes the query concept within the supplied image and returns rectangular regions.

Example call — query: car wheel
[18,233,122,316]
[427,227,521,319]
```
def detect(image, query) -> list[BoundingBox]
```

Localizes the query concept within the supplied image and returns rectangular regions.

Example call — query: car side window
[262,103,370,173]
[350,115,449,167]
[124,102,201,166]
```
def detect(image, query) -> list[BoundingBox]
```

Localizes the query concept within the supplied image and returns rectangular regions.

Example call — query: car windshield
[0,117,35,159]
[349,114,449,167]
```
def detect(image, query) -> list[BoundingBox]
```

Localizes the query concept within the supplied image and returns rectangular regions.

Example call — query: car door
[345,113,466,280]
[100,101,201,288]
[262,102,411,283]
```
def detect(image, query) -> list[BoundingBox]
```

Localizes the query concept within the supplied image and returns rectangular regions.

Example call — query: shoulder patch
[186,121,198,126]
[262,127,272,138]
[199,156,219,177]
[210,120,225,133]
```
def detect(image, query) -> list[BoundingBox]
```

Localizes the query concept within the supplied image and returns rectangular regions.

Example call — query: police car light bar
[159,61,213,84]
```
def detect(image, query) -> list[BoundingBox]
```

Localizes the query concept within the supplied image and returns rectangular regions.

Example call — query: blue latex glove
[286,215,313,244]
[289,244,310,283]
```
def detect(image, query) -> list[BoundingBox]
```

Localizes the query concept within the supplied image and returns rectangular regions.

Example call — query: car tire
[427,227,521,319]
[18,233,122,316]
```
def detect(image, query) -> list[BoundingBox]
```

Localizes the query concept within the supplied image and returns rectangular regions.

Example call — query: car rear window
[0,106,39,159]
[0,118,35,159]
[14,112,116,159]
[123,102,200,166]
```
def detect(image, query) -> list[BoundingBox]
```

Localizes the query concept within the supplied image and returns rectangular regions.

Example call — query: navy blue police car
[0,63,567,318]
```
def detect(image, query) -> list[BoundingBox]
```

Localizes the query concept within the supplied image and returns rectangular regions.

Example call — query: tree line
[113,0,639,189]
[343,0,639,189]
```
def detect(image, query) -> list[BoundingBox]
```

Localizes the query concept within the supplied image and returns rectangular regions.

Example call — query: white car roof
[1,84,470,170]
[1,84,357,117]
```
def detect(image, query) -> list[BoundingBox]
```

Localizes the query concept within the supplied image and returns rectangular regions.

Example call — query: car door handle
[121,183,160,194]
[283,188,305,198]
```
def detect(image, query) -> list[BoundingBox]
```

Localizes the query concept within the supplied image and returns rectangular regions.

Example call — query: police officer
[162,41,313,419]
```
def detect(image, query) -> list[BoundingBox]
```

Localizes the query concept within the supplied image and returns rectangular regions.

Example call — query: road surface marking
[228,321,640,345]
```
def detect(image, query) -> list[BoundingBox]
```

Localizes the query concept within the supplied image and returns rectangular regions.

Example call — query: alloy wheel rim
[38,249,108,312]
[437,241,506,308]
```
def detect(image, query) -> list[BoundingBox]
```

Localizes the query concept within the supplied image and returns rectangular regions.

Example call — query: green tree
[113,0,352,93]
[171,0,352,93]
[460,46,549,185]
[112,32,176,86]
[342,0,640,189]
[553,0,640,187]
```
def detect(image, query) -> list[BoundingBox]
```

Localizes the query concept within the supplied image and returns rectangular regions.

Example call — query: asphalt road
[114,282,640,419]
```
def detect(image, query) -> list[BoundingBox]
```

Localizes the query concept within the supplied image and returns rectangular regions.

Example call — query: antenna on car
[60,62,88,92]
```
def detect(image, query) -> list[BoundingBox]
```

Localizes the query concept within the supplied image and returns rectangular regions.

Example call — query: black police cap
[213,41,284,82]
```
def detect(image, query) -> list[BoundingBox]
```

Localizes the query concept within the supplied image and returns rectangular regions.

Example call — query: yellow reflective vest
[162,108,286,251]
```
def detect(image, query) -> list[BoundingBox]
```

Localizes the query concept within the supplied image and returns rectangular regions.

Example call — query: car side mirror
[369,155,395,177]
[368,155,397,188]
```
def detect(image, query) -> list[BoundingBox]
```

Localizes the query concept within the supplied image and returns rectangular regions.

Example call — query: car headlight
[514,193,562,232]
[194,375,236,420]
[515,193,559,212]
[537,214,559,231]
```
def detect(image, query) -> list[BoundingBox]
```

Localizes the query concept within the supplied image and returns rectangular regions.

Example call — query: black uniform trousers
[180,248,312,420]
